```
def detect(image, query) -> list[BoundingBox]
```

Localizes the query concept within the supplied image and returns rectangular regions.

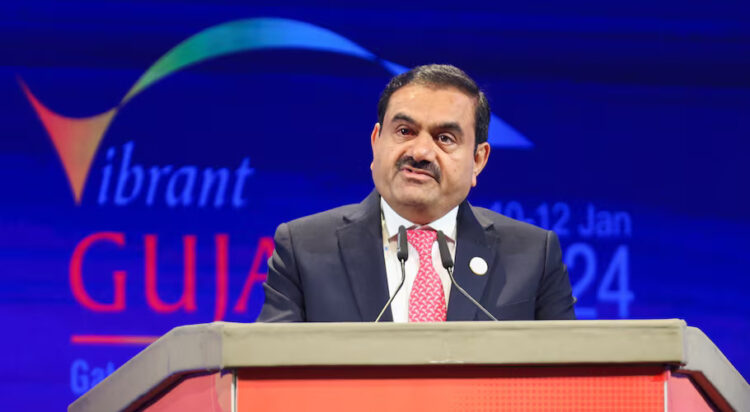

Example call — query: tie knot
[406,228,437,258]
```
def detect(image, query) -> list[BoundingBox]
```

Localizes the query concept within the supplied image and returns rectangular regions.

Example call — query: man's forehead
[384,84,477,126]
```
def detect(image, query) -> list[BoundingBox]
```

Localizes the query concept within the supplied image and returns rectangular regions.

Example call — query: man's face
[371,83,490,224]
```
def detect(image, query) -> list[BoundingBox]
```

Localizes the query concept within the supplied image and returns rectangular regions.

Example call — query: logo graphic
[20,18,533,204]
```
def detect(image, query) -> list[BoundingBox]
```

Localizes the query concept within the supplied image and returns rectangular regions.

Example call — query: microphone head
[396,225,408,262]
[436,230,453,269]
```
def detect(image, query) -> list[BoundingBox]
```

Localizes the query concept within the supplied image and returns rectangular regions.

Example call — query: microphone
[436,230,498,321]
[397,224,408,261]
[375,225,409,322]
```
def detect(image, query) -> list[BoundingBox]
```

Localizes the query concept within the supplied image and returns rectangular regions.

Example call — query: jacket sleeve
[256,222,306,322]
[535,230,577,320]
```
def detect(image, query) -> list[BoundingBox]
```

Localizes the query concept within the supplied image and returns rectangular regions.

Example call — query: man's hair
[377,64,490,145]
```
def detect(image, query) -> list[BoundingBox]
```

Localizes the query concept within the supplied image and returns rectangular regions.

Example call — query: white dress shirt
[380,198,458,322]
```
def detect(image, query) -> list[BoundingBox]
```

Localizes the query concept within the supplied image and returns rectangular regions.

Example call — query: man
[258,64,575,322]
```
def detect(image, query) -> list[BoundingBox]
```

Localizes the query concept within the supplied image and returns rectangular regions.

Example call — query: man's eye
[398,127,411,135]
[438,134,455,144]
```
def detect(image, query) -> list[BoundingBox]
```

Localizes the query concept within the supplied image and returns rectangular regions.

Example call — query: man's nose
[407,131,437,162]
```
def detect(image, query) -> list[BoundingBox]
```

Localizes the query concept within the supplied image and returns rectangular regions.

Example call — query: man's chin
[390,191,436,210]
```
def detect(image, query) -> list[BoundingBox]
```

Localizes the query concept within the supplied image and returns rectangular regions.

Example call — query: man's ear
[370,122,380,171]
[371,122,380,146]
[471,142,491,187]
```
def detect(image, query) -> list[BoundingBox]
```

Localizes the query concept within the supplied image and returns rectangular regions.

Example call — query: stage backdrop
[1,1,749,409]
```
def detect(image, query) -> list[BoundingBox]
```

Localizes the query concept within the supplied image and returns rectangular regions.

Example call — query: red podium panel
[235,366,713,411]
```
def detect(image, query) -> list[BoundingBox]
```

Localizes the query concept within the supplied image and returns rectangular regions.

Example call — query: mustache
[395,156,441,182]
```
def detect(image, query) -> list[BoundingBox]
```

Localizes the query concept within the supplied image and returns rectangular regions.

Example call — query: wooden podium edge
[675,327,750,412]
[69,322,225,412]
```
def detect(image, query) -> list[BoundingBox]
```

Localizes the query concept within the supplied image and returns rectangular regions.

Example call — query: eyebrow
[391,113,418,126]
[390,113,465,140]
[435,122,463,137]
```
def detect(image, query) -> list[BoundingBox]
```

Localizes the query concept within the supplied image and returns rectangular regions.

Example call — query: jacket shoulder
[471,205,550,240]
[283,203,360,234]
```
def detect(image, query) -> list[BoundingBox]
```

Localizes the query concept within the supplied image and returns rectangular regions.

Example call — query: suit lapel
[447,202,499,321]
[337,191,392,322]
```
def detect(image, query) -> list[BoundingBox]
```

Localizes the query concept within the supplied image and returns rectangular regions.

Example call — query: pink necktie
[407,228,447,322]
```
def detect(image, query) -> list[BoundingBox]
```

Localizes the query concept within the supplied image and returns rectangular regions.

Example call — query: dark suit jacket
[258,191,576,322]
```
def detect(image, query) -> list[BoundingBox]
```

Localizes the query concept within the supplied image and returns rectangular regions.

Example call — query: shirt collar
[380,197,458,241]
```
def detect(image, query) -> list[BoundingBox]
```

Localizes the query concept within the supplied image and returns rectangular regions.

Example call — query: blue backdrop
[1,1,749,409]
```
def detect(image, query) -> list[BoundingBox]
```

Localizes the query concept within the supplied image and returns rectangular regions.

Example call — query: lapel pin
[469,257,488,276]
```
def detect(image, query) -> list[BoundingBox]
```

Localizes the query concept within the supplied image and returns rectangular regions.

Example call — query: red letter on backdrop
[233,236,274,313]
[69,232,126,312]
[144,234,197,313]
[213,234,229,321]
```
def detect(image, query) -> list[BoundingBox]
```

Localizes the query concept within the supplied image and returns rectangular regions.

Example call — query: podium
[69,320,749,411]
